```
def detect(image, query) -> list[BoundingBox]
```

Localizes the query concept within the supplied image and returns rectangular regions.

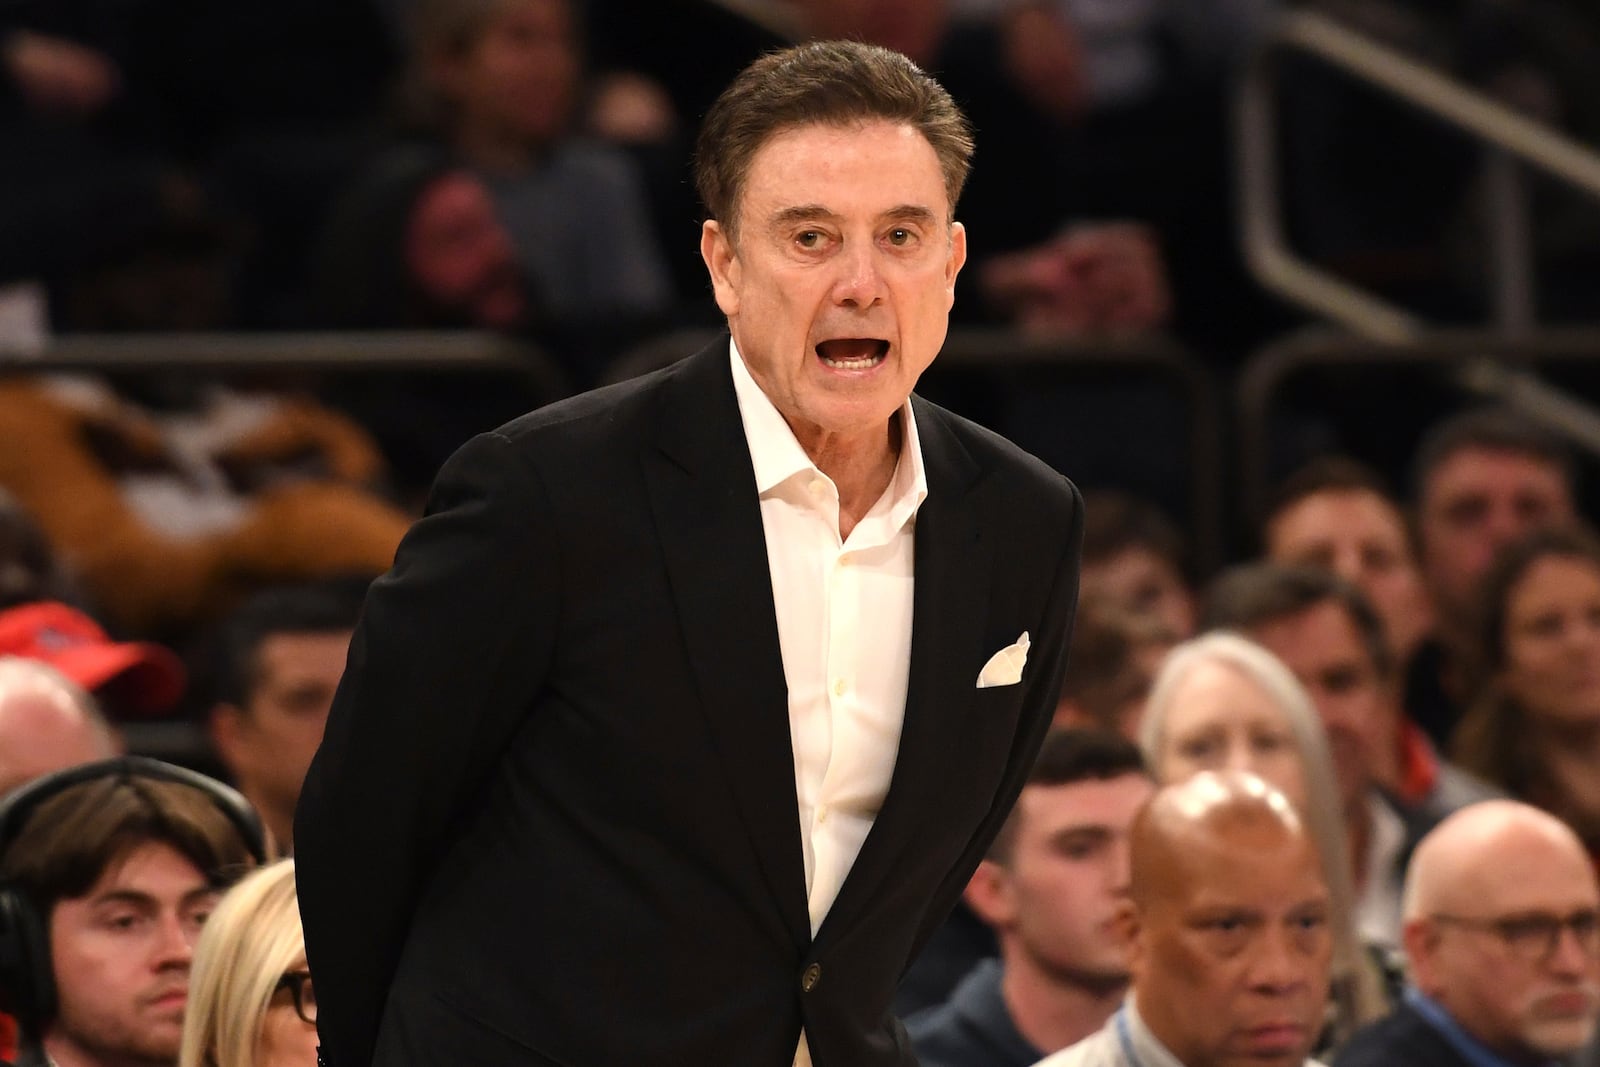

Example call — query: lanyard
[1114,1008,1149,1067]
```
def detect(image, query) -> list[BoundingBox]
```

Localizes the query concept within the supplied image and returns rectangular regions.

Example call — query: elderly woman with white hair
[180,859,316,1067]
[1138,631,1393,1054]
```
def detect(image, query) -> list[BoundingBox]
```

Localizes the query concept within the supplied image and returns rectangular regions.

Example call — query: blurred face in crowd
[1498,553,1600,729]
[436,0,579,148]
[1408,810,1600,1061]
[1249,601,1388,814]
[702,120,966,456]
[406,173,525,329]
[47,842,219,1066]
[1267,489,1433,662]
[211,630,351,851]
[1081,548,1196,641]
[969,772,1154,988]
[0,685,118,796]
[1419,447,1573,616]
[259,959,319,1067]
[1155,660,1307,810]
[1130,798,1333,1067]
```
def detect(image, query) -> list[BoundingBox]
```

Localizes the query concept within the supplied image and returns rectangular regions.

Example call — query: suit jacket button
[801,963,822,992]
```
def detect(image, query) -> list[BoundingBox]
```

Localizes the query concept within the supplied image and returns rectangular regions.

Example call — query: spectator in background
[1034,771,1334,1067]
[908,729,1153,1067]
[1079,491,1197,640]
[1454,525,1600,860]
[1264,457,1435,669]
[1053,597,1177,739]
[1139,632,1392,1051]
[312,147,529,333]
[0,657,120,795]
[1201,564,1497,950]
[1336,800,1600,1067]
[0,601,184,720]
[207,580,365,853]
[0,759,264,1067]
[179,859,316,1067]
[404,0,674,366]
[1409,408,1576,746]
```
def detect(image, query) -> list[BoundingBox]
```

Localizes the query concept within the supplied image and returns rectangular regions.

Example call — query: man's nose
[831,241,886,307]
[151,913,196,967]
[1247,928,1311,994]
[1546,924,1596,978]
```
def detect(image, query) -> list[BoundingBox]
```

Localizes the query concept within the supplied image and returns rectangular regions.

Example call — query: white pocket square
[976,632,1030,689]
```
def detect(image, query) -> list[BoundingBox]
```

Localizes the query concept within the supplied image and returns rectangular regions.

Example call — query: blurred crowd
[5,0,1600,1065]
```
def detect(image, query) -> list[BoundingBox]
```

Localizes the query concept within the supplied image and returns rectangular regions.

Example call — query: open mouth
[816,338,889,370]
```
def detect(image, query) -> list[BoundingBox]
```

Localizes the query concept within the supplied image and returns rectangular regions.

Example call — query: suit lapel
[642,340,810,951]
[816,398,990,943]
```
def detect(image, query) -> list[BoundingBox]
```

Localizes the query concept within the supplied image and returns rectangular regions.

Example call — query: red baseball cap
[0,601,185,716]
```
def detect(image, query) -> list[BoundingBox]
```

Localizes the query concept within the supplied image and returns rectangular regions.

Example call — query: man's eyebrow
[90,890,156,909]
[882,205,939,226]
[768,205,836,230]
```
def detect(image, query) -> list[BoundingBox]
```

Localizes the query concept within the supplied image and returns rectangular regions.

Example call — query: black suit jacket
[294,339,1084,1066]
[1333,999,1471,1067]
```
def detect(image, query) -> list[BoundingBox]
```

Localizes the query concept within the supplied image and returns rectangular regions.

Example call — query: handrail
[608,329,1225,573]
[1236,9,1600,339]
[0,330,574,399]
[1237,328,1600,527]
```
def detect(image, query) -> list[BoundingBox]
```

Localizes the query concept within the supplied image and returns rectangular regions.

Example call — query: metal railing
[1237,328,1600,527]
[1236,9,1600,340]
[609,329,1226,572]
[0,330,573,400]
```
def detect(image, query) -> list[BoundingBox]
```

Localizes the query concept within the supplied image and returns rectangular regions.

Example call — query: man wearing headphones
[0,757,265,1067]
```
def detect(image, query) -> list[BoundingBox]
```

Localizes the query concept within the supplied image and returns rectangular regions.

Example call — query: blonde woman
[180,859,317,1067]
[1139,632,1392,1054]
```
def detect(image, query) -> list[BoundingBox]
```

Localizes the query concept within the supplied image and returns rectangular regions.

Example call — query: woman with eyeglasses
[179,859,317,1067]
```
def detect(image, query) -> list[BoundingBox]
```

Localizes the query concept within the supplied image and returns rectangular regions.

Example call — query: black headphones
[0,756,268,1037]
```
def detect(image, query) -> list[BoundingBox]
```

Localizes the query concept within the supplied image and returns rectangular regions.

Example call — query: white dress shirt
[730,343,927,1067]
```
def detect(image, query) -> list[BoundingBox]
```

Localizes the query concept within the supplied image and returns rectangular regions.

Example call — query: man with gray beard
[1335,801,1600,1067]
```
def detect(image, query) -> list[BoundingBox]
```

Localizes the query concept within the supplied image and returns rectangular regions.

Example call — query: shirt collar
[728,339,927,526]
[1406,988,1557,1067]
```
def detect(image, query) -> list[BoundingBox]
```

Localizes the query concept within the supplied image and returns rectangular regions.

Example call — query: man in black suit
[294,39,1084,1067]
[1335,801,1600,1067]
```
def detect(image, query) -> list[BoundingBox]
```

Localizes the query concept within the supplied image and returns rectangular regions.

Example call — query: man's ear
[1402,917,1438,994]
[963,859,1016,931]
[944,221,968,302]
[1116,900,1144,978]
[700,220,741,318]
[207,703,248,777]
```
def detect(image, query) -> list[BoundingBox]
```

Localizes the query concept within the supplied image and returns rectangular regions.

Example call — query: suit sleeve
[294,430,561,1067]
[902,479,1084,972]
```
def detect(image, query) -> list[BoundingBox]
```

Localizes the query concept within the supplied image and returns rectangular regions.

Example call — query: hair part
[1202,562,1394,679]
[693,40,974,239]
[1411,407,1575,503]
[0,775,258,915]
[209,578,367,710]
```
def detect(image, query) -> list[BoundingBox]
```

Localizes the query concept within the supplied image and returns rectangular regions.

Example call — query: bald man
[1334,801,1600,1067]
[0,657,120,795]
[1034,771,1333,1067]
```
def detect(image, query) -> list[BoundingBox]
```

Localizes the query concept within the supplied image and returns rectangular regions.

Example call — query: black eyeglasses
[275,970,316,1025]
[1431,910,1600,963]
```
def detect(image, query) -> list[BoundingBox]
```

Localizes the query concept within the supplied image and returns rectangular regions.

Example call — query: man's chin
[1521,1014,1599,1057]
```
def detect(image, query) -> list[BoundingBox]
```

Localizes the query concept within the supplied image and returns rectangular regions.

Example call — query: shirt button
[832,679,847,697]
[809,479,828,498]
[801,963,822,992]
[817,805,830,824]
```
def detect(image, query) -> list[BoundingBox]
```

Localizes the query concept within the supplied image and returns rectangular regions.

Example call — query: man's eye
[796,231,823,249]
[887,228,913,246]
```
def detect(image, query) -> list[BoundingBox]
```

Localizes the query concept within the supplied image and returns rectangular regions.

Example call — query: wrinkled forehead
[732,120,952,226]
